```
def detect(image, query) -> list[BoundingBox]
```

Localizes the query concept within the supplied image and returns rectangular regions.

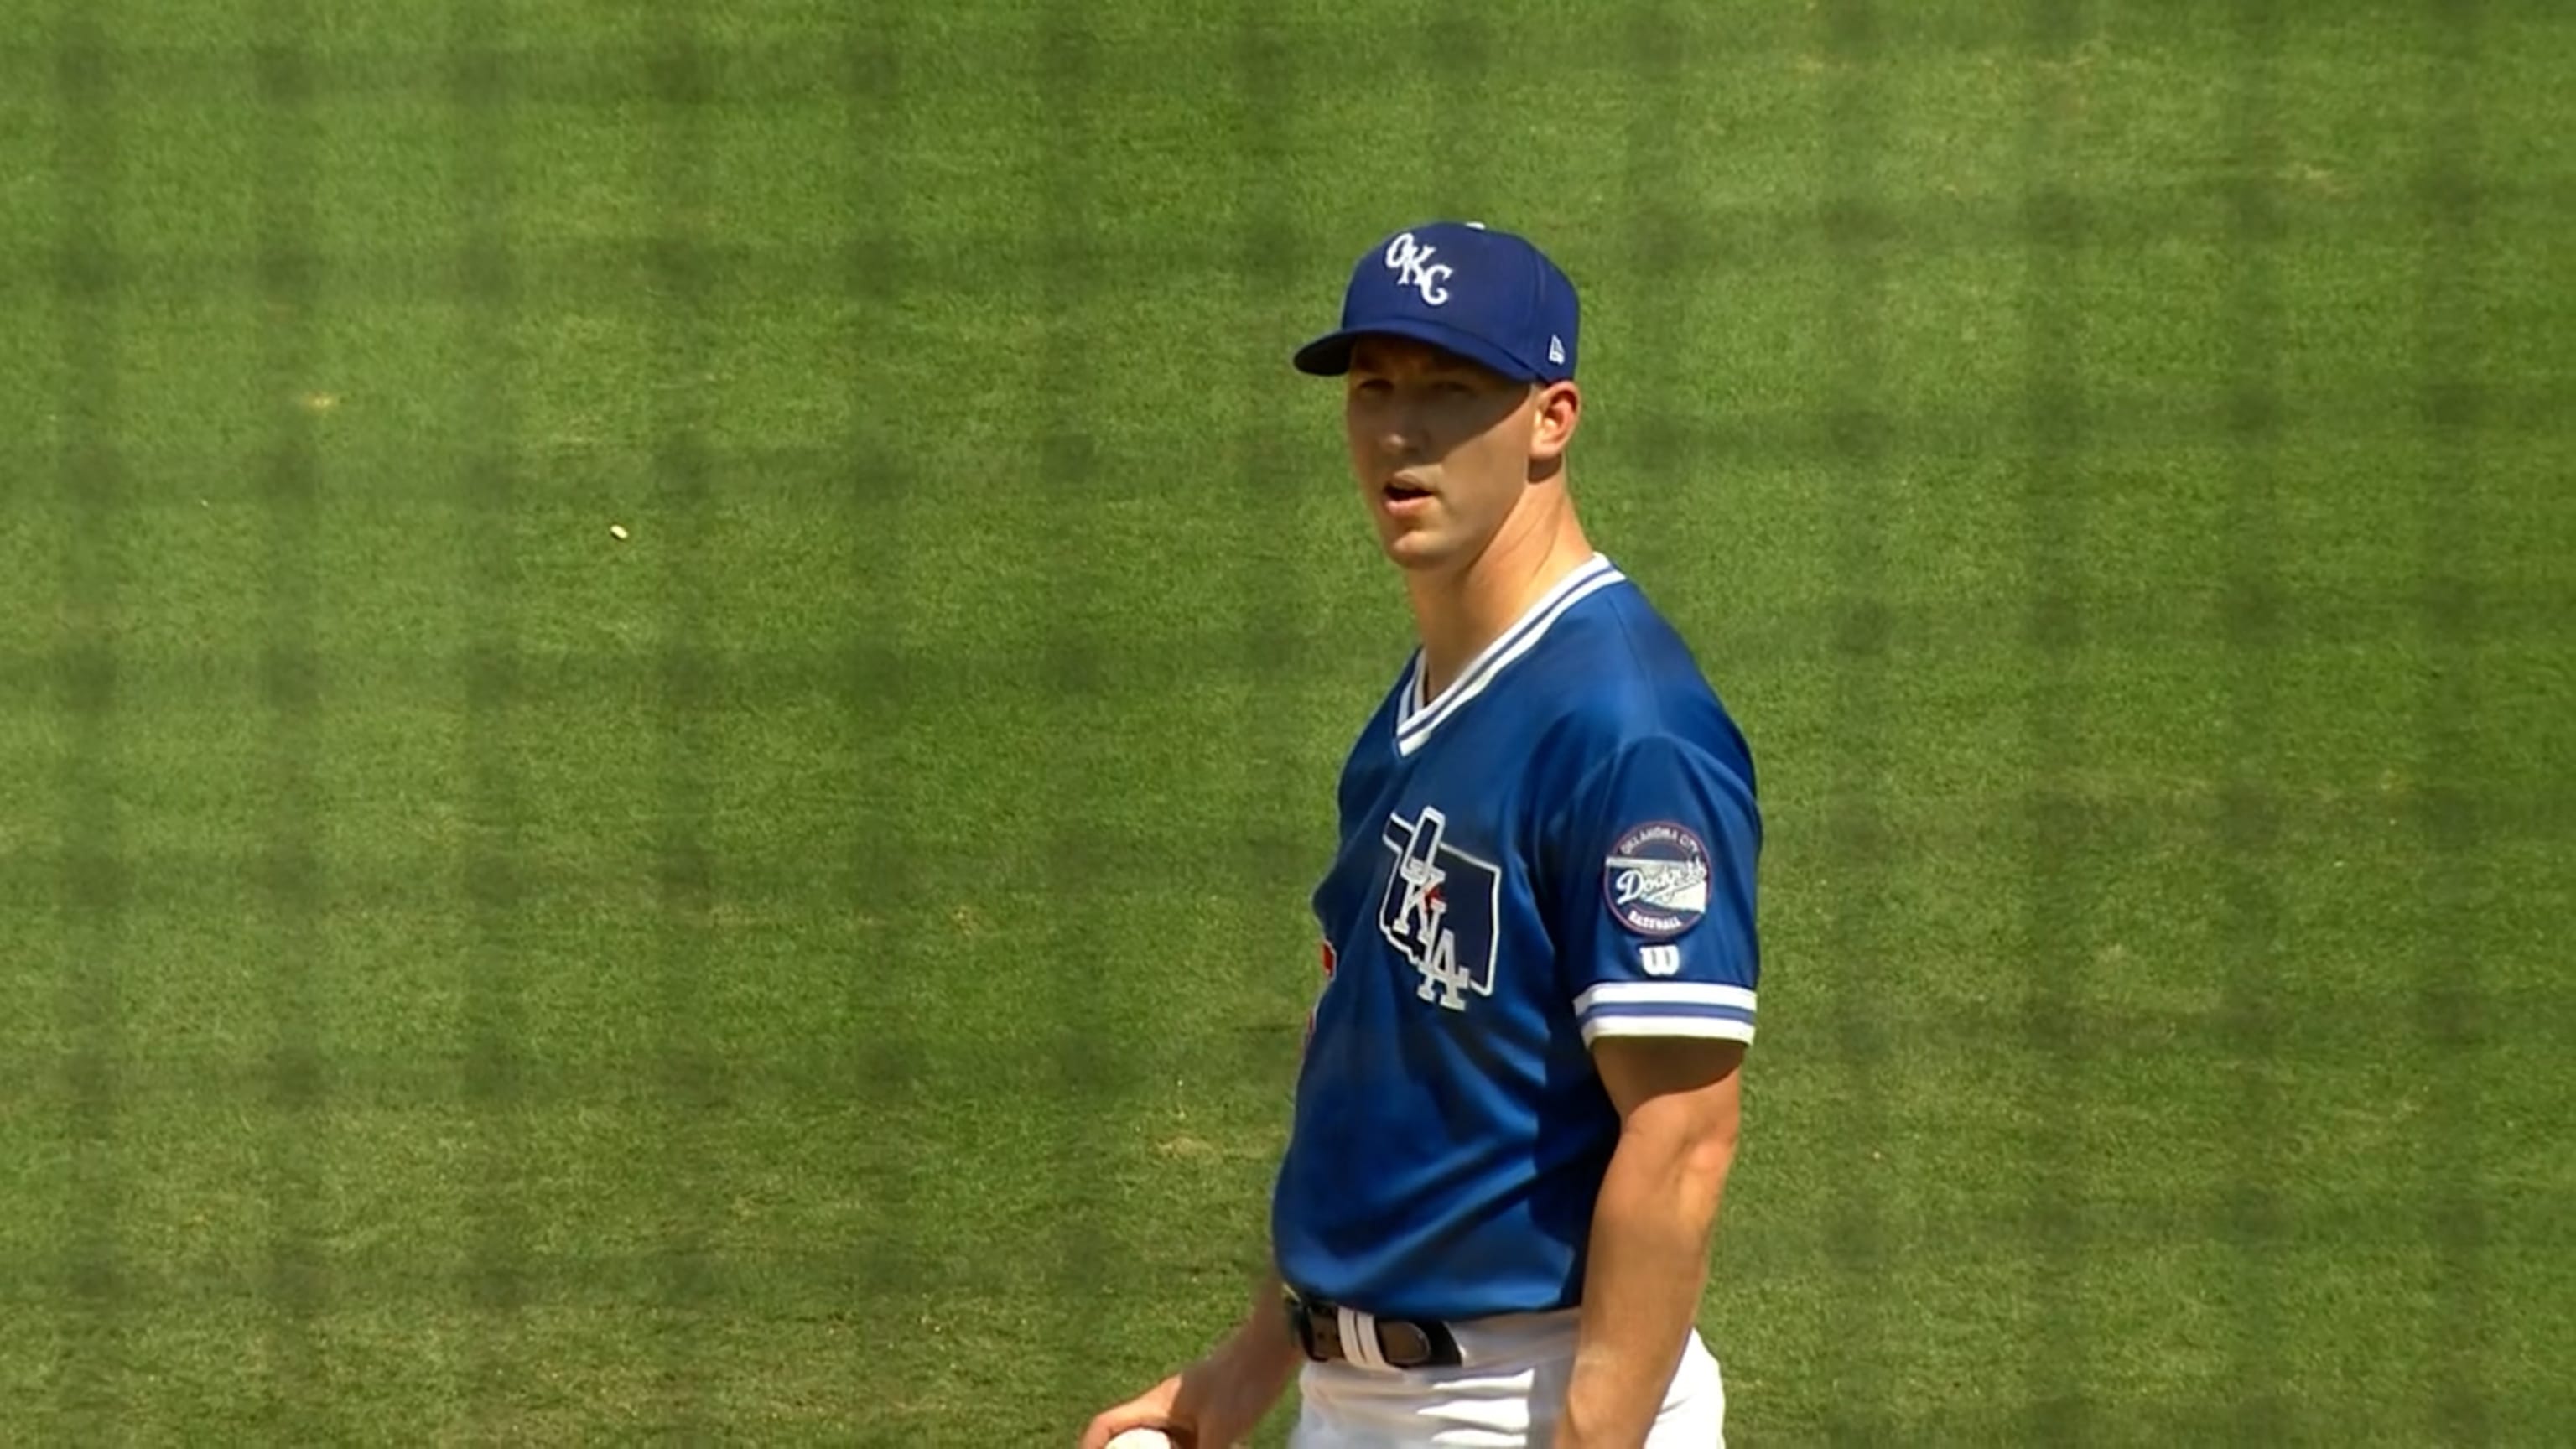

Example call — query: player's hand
[1077,1321,1301,1449]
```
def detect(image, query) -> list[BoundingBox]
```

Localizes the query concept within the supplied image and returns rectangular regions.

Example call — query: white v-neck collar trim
[1393,554,1624,756]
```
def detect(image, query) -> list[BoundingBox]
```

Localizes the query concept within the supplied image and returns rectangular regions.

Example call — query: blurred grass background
[1,0,2568,1442]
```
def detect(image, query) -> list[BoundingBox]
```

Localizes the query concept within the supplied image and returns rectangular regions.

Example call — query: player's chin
[1377,529,1461,570]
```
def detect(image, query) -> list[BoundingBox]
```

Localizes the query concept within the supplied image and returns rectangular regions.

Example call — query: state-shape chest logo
[1377,804,1500,1011]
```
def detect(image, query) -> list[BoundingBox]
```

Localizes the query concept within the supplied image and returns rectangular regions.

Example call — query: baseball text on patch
[1603,821,1712,937]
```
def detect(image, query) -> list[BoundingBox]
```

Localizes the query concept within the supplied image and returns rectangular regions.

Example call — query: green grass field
[3,0,2570,1443]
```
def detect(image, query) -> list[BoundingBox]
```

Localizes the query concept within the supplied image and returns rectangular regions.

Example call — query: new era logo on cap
[1293,220,1581,385]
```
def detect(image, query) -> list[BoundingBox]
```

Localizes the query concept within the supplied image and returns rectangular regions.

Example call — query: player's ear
[1528,381,1580,472]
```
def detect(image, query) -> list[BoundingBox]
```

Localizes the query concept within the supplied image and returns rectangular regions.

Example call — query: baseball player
[1081,221,1760,1448]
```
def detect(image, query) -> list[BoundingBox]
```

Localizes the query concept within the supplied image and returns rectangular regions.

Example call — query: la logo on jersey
[1378,805,1499,1010]
[1604,821,1712,937]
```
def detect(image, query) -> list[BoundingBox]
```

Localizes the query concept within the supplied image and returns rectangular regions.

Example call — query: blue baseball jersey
[1270,554,1762,1322]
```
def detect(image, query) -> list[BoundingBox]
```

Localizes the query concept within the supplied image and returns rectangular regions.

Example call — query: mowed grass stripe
[1814,0,1902,1433]
[447,0,536,1435]
[2214,0,2291,1439]
[1031,3,1140,1432]
[2016,0,2092,1435]
[2416,2,2493,1437]
[46,5,133,1435]
[248,3,330,1431]
[841,3,943,1440]
[643,7,720,1434]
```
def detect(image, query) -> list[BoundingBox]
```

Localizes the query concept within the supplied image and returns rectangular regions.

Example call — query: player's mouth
[1381,478,1436,517]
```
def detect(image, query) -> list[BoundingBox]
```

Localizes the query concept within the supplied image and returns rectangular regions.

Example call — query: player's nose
[1371,409,1429,460]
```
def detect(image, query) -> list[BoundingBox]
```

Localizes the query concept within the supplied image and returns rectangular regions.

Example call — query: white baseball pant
[1285,1306,1725,1447]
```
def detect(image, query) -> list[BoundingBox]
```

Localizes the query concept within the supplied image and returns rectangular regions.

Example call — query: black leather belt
[1281,1288,1464,1370]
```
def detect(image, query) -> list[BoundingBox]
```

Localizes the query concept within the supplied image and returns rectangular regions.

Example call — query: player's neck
[1406,499,1594,703]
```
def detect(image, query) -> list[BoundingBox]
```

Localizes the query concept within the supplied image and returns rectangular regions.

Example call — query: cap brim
[1291,319,1541,383]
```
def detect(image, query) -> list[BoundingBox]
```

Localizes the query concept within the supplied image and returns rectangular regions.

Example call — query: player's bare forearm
[1228,1260,1299,1370]
[1556,1041,1742,1447]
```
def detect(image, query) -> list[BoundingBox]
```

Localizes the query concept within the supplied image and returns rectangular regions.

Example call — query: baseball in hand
[1104,1430,1181,1449]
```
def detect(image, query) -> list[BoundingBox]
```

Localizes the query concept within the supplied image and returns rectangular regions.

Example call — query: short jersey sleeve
[1546,731,1762,1048]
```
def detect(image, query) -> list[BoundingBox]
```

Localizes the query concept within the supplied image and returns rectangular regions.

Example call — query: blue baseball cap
[1293,220,1580,385]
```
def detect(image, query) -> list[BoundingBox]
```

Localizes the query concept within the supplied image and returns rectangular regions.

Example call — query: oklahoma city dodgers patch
[1603,821,1713,937]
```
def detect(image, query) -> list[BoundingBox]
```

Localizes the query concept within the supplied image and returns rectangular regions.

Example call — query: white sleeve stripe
[1588,1001,1755,1021]
[1582,1016,1757,1045]
[1574,981,1757,1015]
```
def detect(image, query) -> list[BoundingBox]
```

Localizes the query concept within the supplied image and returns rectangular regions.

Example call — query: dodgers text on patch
[1603,821,1712,937]
[1379,805,1500,1010]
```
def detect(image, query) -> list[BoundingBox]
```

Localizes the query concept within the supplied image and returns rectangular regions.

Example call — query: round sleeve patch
[1603,821,1713,937]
